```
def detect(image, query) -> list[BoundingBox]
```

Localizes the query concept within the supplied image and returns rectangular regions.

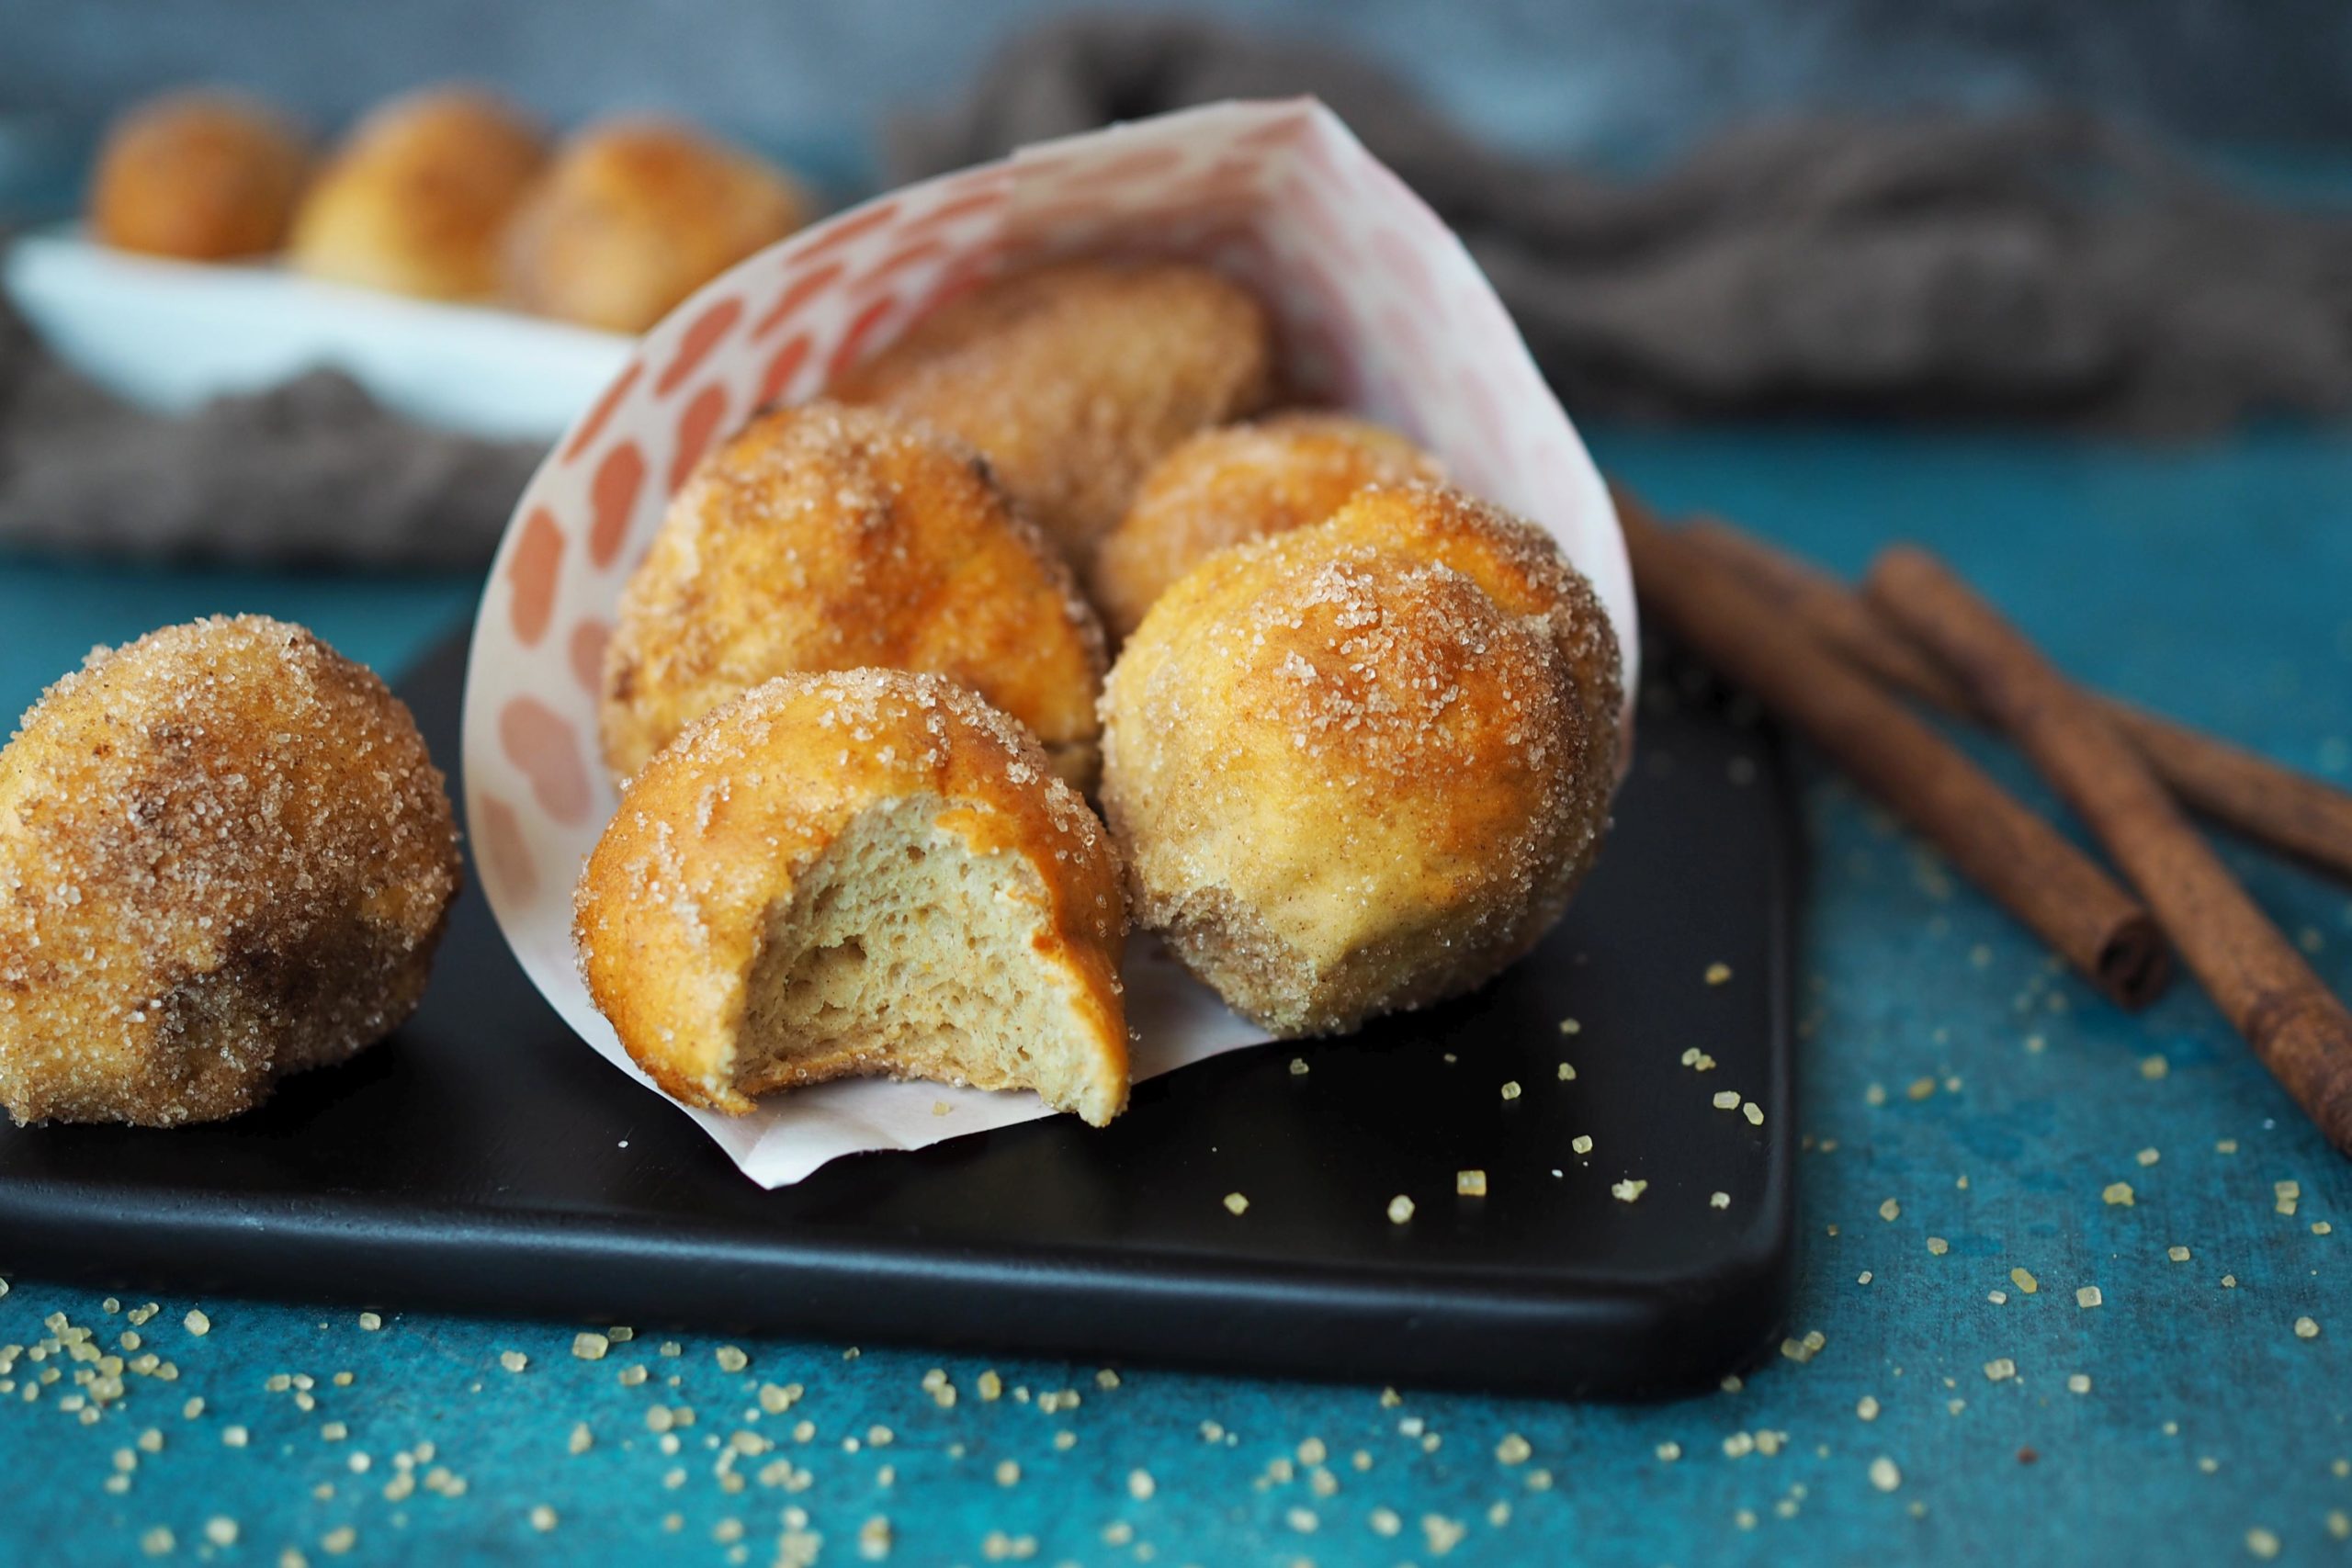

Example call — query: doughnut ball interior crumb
[1100,483,1620,1036]
[503,116,810,333]
[289,85,548,301]
[1091,412,1442,641]
[576,670,1128,1124]
[831,260,1275,561]
[600,400,1108,789]
[88,90,309,261]
[0,616,460,1125]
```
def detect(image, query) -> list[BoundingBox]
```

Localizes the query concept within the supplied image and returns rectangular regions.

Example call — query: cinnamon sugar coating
[1091,412,1442,641]
[831,261,1275,561]
[1099,483,1620,1036]
[0,616,460,1125]
[599,400,1108,789]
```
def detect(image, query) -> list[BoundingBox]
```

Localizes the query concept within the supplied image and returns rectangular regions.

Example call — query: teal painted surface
[2,424,2351,1564]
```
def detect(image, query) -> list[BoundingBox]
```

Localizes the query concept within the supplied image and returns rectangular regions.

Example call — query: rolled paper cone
[1867,545,2352,1156]
[1613,492,2170,1010]
[1683,518,2352,886]
[467,99,1640,1186]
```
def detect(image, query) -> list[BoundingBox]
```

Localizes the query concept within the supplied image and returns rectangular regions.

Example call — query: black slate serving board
[0,630,1799,1398]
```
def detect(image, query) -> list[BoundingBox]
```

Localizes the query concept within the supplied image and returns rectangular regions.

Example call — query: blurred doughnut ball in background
[288,85,548,301]
[502,116,811,333]
[88,89,310,261]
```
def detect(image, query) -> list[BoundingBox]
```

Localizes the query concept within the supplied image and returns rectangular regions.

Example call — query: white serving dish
[4,227,632,442]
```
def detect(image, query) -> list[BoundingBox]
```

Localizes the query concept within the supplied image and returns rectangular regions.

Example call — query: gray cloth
[0,288,540,566]
[889,15,2352,433]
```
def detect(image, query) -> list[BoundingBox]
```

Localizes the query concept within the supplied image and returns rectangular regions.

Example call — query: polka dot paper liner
[458,98,1638,1187]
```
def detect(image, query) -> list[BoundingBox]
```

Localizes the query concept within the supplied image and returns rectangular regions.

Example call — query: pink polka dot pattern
[460,100,1634,1096]
[668,382,730,492]
[564,363,640,463]
[756,335,813,411]
[505,507,563,649]
[656,297,743,396]
[499,695,592,826]
[473,792,538,907]
[568,618,610,698]
[587,441,645,569]
[753,262,844,340]
[825,295,903,385]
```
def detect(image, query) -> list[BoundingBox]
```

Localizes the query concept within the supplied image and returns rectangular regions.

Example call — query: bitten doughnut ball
[0,616,460,1125]
[289,85,548,300]
[503,116,809,333]
[89,90,308,261]
[832,260,1275,561]
[600,400,1109,788]
[1100,484,1621,1036]
[578,670,1129,1124]
[1091,412,1442,640]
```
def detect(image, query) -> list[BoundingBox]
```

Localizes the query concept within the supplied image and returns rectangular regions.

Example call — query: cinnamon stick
[1615,495,2170,1010]
[1868,546,2352,1155]
[1681,516,2352,886]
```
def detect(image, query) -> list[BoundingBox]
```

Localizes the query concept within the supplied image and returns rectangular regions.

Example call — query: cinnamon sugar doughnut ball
[831,261,1275,561]
[89,91,308,261]
[0,616,460,1125]
[577,670,1128,1124]
[1091,412,1442,641]
[503,117,810,333]
[1100,484,1621,1036]
[600,400,1108,788]
[290,85,548,300]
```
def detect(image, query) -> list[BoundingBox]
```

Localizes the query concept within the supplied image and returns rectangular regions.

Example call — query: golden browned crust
[1099,483,1621,1036]
[0,615,461,1125]
[1090,412,1442,641]
[1324,483,1625,770]
[502,116,809,333]
[88,91,309,261]
[574,670,1128,1120]
[831,261,1276,561]
[288,85,548,300]
[599,400,1109,788]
